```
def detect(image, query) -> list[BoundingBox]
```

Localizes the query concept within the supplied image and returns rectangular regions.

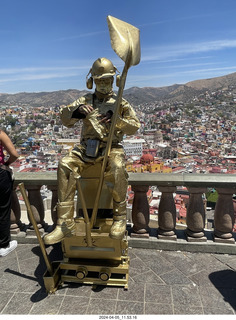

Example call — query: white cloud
[55,30,106,41]
[0,72,80,83]
[0,66,89,75]
[142,39,236,62]
[139,13,215,28]
[126,65,236,87]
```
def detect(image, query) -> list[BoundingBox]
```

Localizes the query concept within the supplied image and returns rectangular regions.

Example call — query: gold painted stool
[43,163,129,293]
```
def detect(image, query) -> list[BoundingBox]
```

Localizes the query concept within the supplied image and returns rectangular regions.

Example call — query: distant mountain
[1,72,236,107]
[125,72,236,105]
[0,89,89,107]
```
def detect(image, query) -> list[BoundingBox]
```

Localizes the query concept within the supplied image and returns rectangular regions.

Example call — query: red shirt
[0,144,4,164]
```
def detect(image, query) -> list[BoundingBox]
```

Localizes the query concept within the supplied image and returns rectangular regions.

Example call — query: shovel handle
[18,183,54,276]
[77,179,93,247]
[90,43,132,229]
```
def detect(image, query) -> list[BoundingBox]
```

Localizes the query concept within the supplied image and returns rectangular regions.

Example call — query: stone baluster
[214,188,235,243]
[158,186,177,240]
[131,185,150,238]
[25,184,45,234]
[186,187,207,241]
[47,185,58,226]
[10,187,24,234]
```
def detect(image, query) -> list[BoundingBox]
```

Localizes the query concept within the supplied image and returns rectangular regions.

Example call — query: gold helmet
[86,57,120,89]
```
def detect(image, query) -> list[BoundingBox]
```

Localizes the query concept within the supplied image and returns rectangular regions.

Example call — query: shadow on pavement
[209,269,236,311]
[5,242,63,302]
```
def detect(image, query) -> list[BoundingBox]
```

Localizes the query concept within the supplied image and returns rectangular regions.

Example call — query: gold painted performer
[44,57,140,245]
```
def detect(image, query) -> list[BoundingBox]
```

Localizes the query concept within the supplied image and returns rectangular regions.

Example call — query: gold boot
[44,201,76,245]
[109,200,127,240]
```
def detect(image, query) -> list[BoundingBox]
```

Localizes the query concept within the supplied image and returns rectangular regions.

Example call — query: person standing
[44,57,140,245]
[0,129,19,257]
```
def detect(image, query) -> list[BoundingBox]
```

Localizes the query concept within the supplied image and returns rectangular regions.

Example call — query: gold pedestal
[43,218,129,293]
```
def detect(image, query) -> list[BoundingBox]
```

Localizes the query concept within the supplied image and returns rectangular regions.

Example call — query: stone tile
[161,251,206,276]
[160,250,190,264]
[144,255,175,276]
[160,269,194,285]
[19,256,41,271]
[2,292,34,314]
[132,249,172,274]
[115,301,144,314]
[87,298,116,314]
[129,257,150,278]
[64,282,93,298]
[145,283,172,304]
[0,272,24,292]
[132,248,160,261]
[0,291,14,312]
[173,305,203,314]
[118,282,145,302]
[131,248,159,259]
[16,275,42,293]
[131,269,164,284]
[16,244,38,261]
[189,270,215,286]
[185,252,228,272]
[203,307,234,314]
[0,256,19,273]
[226,259,236,271]
[30,293,64,314]
[5,261,46,292]
[127,248,137,260]
[59,296,89,314]
[91,285,119,300]
[145,302,173,315]
[16,277,42,294]
[213,253,236,265]
[200,286,235,312]
[172,284,202,307]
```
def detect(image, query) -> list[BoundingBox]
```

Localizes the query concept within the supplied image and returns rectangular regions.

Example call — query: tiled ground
[0,243,236,315]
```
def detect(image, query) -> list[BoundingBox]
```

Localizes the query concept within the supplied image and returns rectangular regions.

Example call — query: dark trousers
[0,168,13,248]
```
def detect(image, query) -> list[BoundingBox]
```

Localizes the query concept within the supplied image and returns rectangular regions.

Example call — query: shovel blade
[107,15,140,66]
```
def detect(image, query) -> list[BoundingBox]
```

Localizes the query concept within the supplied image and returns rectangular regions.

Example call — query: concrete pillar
[10,187,24,234]
[47,185,58,225]
[186,187,207,241]
[158,186,177,240]
[25,184,45,234]
[131,185,149,237]
[214,188,235,243]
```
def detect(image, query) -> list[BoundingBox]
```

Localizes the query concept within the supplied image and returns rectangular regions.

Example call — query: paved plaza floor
[0,242,236,316]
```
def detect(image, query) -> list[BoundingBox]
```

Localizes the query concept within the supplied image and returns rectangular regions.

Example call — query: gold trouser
[57,147,128,204]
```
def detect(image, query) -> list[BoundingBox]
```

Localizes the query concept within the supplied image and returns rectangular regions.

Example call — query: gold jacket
[60,93,140,145]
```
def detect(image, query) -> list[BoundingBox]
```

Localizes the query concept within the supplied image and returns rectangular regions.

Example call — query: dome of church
[140,153,154,164]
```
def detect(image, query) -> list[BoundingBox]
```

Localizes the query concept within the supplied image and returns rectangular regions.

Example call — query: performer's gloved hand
[78,104,94,115]
[99,110,113,123]
[72,104,94,119]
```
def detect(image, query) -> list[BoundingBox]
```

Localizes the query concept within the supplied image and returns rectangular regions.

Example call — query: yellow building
[147,162,162,173]
[162,166,172,173]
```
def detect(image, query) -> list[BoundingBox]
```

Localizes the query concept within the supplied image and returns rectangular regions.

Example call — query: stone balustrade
[12,172,236,247]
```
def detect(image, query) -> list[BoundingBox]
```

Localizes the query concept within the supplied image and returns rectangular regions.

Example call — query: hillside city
[1,85,236,229]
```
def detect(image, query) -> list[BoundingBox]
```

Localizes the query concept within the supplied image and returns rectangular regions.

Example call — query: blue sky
[1,0,236,93]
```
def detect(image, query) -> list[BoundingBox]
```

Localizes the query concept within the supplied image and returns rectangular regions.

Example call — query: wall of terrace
[10,172,236,254]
